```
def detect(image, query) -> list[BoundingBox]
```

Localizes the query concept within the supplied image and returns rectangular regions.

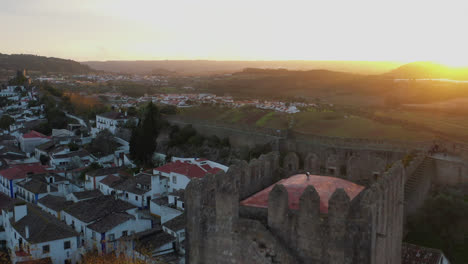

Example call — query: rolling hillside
[82,60,403,75]
[383,62,468,80]
[0,53,93,74]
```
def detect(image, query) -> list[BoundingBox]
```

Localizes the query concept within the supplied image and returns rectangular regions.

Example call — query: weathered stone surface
[186,151,406,264]
[283,152,300,176]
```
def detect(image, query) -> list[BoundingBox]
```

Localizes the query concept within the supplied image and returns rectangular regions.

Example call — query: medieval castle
[185,139,466,264]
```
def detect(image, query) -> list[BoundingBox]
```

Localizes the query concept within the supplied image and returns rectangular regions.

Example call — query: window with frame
[122,231,128,237]
[108,234,115,241]
[172,176,177,184]
[64,241,71,249]
[125,193,128,199]
[135,195,138,201]
[42,244,50,254]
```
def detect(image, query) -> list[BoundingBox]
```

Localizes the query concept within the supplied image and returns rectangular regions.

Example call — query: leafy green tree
[89,129,118,155]
[0,115,14,130]
[68,142,79,151]
[129,102,163,166]
[406,187,468,263]
[160,105,178,115]
[39,154,50,165]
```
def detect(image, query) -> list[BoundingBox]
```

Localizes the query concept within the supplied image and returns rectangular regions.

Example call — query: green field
[177,106,438,141]
[292,110,434,141]
[374,110,468,141]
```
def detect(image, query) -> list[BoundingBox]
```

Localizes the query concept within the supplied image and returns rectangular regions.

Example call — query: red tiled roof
[0,163,49,180]
[240,174,365,214]
[22,130,50,139]
[155,160,214,179]
[207,167,222,174]
[201,164,211,170]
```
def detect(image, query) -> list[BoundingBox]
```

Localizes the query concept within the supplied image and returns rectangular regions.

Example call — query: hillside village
[0,71,232,264]
[0,69,465,264]
[28,73,316,114]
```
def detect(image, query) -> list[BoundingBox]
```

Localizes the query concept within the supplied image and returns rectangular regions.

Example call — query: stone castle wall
[186,150,405,264]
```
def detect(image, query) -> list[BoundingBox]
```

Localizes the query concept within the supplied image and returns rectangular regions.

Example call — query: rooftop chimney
[14,204,27,222]
[25,226,29,239]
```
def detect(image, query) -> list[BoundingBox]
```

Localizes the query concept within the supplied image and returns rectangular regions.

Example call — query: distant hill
[82,60,403,75]
[198,68,396,99]
[383,62,468,80]
[0,53,93,74]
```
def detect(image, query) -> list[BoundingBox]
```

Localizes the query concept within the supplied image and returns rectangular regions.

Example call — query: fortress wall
[365,161,405,264]
[166,116,427,153]
[186,150,405,264]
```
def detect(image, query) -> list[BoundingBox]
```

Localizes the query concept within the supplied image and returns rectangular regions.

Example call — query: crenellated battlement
[186,151,406,264]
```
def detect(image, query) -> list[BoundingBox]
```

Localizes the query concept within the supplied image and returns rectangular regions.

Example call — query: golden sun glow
[1,0,468,63]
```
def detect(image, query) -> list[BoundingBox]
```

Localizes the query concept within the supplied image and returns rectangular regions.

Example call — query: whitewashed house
[67,189,102,203]
[97,174,121,195]
[37,194,74,219]
[162,213,185,254]
[84,167,121,190]
[18,130,51,154]
[152,158,227,194]
[49,149,95,169]
[15,179,58,204]
[117,228,176,263]
[95,112,129,135]
[150,196,182,224]
[84,212,152,254]
[60,195,145,250]
[113,173,152,208]
[4,203,80,264]
[0,163,49,198]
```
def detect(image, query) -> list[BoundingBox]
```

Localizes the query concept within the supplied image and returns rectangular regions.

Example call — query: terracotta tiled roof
[22,130,50,139]
[240,174,365,214]
[0,163,49,180]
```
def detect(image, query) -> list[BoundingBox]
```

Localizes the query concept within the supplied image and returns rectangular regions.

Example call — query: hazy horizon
[2,0,468,66]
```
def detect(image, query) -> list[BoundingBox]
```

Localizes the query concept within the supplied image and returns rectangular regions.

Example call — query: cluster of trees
[34,92,69,135]
[8,72,28,86]
[79,162,102,181]
[87,129,118,156]
[129,102,163,167]
[405,186,468,264]
[0,115,14,130]
[168,124,230,149]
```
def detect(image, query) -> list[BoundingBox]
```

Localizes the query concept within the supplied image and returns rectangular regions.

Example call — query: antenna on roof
[306,172,310,181]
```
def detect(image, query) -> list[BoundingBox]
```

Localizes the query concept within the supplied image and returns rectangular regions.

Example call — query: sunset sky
[1,0,468,65]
